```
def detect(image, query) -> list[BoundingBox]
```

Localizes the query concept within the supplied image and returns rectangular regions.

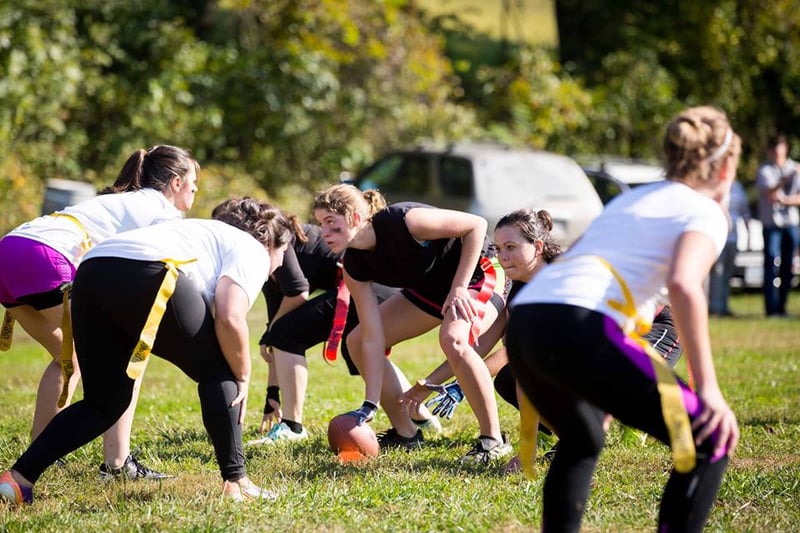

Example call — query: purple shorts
[0,235,75,309]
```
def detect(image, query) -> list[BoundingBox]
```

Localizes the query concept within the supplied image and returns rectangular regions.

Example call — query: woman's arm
[667,231,739,456]
[214,275,252,422]
[270,292,310,325]
[405,207,487,319]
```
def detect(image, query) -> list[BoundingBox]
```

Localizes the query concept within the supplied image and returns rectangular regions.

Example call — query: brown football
[327,413,379,461]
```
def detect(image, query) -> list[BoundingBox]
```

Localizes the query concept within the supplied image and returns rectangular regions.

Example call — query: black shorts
[263,284,397,375]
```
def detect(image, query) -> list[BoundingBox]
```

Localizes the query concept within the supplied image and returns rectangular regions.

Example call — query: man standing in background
[756,134,800,317]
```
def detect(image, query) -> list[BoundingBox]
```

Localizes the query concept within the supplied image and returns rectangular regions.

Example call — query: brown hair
[663,106,741,185]
[101,145,200,194]
[312,184,387,224]
[211,197,292,249]
[495,208,562,263]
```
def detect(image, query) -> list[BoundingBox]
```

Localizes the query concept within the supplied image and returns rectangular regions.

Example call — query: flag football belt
[0,212,91,353]
[518,256,696,478]
[323,264,349,364]
[51,212,92,254]
[468,256,498,347]
[322,265,393,365]
[596,255,695,473]
[126,258,196,380]
[56,282,75,407]
[0,311,14,351]
[518,388,540,480]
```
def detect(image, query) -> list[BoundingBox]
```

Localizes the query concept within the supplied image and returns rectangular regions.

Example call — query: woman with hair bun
[506,106,740,531]
[0,145,198,480]
[1,197,292,504]
[313,184,508,462]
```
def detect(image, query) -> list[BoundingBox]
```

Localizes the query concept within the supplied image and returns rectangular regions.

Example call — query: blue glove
[425,380,464,420]
[345,400,378,426]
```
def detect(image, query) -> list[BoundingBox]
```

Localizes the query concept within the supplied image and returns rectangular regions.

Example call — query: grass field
[1,291,799,531]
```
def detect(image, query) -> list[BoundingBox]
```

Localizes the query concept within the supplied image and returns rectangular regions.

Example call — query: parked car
[580,158,665,204]
[349,142,604,246]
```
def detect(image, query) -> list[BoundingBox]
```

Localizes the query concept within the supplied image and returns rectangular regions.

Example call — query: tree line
[1,0,797,233]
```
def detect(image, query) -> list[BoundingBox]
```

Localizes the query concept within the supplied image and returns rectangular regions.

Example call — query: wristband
[264,385,280,414]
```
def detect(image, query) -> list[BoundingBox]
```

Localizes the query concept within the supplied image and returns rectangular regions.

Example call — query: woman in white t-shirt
[506,106,740,532]
[0,145,198,479]
[0,197,292,504]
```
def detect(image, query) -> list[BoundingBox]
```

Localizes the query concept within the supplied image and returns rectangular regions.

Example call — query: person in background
[709,177,751,317]
[0,145,198,480]
[0,197,291,505]
[756,134,799,317]
[506,105,740,531]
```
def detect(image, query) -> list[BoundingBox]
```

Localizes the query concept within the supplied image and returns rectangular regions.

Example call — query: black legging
[506,303,729,533]
[14,257,245,483]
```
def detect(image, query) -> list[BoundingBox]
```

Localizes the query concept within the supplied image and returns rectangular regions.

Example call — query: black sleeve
[271,245,310,297]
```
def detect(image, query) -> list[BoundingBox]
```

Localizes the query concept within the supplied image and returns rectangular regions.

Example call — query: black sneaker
[460,434,512,464]
[542,441,559,462]
[377,428,424,451]
[99,455,173,481]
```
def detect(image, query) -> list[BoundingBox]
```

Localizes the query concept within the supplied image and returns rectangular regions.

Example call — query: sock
[282,419,303,434]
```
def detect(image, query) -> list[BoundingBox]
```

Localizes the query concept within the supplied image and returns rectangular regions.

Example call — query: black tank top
[343,202,491,290]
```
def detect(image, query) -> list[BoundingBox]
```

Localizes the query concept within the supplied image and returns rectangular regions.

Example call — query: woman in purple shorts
[506,106,740,531]
[0,145,198,480]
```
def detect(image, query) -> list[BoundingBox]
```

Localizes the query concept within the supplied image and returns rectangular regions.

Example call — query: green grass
[1,291,799,531]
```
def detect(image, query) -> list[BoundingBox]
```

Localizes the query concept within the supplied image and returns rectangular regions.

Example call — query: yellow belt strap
[126,258,195,380]
[56,283,75,407]
[595,256,695,473]
[50,212,92,253]
[518,388,539,480]
[0,311,14,351]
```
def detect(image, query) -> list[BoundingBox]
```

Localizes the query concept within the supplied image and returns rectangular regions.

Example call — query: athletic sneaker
[248,422,309,445]
[99,455,173,481]
[223,481,278,502]
[0,470,33,505]
[377,428,424,451]
[413,416,443,434]
[460,434,513,464]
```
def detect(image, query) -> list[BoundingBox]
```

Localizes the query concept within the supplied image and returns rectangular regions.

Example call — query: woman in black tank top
[313,184,509,461]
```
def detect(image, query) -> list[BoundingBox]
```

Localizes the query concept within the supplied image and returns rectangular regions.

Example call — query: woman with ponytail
[0,145,198,480]
[1,197,291,504]
[313,184,508,462]
[506,106,740,531]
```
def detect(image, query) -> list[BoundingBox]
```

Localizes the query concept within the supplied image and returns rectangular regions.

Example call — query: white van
[351,143,603,246]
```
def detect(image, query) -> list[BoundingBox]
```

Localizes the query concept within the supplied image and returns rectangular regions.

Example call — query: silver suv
[350,142,603,246]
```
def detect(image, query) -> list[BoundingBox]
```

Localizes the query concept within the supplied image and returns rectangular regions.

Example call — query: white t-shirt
[511,180,727,332]
[83,219,270,309]
[9,188,181,265]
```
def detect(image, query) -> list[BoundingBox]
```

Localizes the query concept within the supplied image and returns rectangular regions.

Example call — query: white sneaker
[223,480,278,502]
[460,434,513,464]
[248,422,309,445]
[413,416,443,434]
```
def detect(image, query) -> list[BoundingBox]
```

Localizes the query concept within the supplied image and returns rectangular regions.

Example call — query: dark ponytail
[101,145,199,194]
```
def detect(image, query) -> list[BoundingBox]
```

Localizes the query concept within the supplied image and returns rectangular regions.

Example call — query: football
[327,413,380,462]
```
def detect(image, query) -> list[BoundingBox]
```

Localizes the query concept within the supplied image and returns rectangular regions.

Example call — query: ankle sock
[283,419,303,433]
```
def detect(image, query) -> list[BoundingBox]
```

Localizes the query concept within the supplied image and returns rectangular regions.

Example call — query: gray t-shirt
[756,158,799,228]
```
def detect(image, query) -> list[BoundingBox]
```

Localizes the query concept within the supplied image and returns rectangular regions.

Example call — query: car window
[479,153,592,204]
[438,156,473,198]
[358,154,429,195]
[585,173,626,204]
